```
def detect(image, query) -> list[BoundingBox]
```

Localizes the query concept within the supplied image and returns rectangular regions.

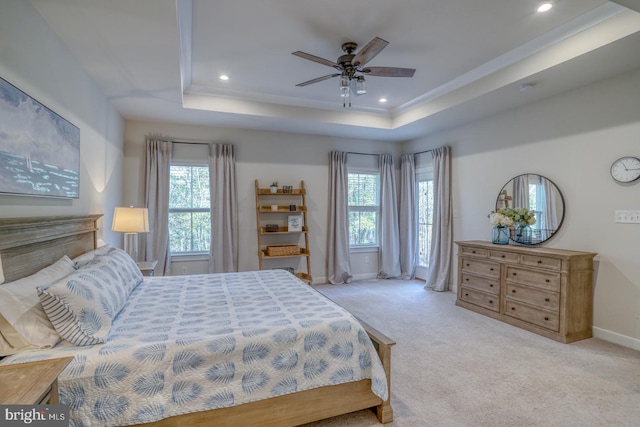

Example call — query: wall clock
[610,156,640,183]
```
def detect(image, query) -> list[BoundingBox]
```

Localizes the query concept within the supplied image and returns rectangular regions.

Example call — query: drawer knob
[545,298,550,302]
[511,289,516,293]
[512,272,517,276]
[466,263,470,267]
[465,293,469,297]
[465,278,469,281]
[537,260,542,264]
[544,317,549,321]
[489,284,493,287]
[489,300,493,304]
[545,279,550,283]
[501,255,505,258]
[489,268,494,271]
[511,307,516,311]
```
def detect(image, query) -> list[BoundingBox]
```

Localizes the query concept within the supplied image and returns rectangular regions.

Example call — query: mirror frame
[495,173,565,245]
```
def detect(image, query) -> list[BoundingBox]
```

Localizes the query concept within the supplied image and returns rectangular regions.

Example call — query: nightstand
[137,260,158,276]
[0,357,73,404]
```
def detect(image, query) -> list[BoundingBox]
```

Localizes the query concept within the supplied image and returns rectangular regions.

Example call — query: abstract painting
[0,76,80,198]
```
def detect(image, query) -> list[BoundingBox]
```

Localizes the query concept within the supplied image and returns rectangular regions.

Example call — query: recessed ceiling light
[379,98,387,103]
[219,74,229,81]
[537,2,553,13]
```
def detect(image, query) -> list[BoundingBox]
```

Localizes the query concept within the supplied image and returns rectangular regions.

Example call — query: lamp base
[123,233,139,261]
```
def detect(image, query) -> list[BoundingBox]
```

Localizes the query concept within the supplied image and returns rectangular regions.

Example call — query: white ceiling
[30,0,640,142]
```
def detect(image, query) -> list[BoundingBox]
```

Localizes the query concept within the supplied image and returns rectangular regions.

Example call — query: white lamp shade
[112,207,150,233]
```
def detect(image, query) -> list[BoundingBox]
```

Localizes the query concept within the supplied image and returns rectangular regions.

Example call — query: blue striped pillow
[37,256,131,346]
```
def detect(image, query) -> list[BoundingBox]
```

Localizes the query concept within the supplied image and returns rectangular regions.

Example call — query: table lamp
[112,207,149,261]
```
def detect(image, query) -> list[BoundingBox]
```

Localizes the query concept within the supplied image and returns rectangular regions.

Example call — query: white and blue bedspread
[2,270,388,426]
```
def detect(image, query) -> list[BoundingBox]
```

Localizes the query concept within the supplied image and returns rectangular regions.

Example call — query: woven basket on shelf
[266,245,300,256]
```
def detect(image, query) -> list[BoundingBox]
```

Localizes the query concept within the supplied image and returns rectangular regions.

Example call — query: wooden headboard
[0,215,102,283]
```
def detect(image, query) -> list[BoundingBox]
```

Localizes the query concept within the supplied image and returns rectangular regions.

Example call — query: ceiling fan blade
[292,51,341,70]
[363,67,416,77]
[295,73,341,87]
[351,37,389,66]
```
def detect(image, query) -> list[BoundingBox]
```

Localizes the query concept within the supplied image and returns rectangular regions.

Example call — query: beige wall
[123,121,400,282]
[0,0,124,245]
[403,68,640,350]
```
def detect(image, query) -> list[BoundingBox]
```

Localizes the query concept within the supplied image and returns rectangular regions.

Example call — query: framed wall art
[288,214,302,232]
[0,76,80,199]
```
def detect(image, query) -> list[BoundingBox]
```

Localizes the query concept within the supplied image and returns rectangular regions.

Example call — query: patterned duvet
[1,270,388,426]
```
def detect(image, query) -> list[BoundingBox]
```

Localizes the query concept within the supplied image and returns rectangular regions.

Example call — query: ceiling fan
[292,37,416,106]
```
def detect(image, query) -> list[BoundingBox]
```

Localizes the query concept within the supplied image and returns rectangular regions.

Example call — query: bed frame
[0,215,394,426]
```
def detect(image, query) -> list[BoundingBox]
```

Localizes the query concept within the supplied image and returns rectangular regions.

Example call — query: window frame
[416,166,434,269]
[347,169,381,249]
[168,163,211,256]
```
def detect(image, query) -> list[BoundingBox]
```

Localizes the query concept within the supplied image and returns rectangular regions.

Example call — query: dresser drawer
[505,283,559,311]
[521,254,562,271]
[460,286,500,312]
[459,246,488,257]
[505,300,559,331]
[460,273,499,295]
[488,249,519,264]
[461,258,500,279]
[505,266,560,292]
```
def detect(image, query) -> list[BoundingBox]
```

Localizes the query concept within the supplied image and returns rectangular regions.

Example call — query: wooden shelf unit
[255,180,312,283]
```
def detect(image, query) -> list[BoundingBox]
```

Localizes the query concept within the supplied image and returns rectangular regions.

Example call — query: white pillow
[0,256,76,355]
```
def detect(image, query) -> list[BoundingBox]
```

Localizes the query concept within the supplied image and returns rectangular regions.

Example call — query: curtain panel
[327,151,352,284]
[377,154,401,279]
[208,143,238,273]
[399,154,418,279]
[143,139,172,276]
[425,146,452,292]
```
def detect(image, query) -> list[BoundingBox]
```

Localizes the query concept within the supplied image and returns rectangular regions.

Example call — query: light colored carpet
[304,279,640,427]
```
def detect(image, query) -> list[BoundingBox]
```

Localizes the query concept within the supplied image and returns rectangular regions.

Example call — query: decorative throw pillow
[72,244,112,269]
[38,255,132,346]
[0,256,76,356]
[95,247,143,295]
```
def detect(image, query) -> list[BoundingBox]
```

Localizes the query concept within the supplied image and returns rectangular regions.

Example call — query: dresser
[456,241,597,343]
[0,357,73,404]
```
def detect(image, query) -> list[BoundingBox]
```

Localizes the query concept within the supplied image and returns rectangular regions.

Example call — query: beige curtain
[399,154,417,279]
[208,143,238,273]
[327,151,352,284]
[425,146,452,292]
[378,154,401,279]
[143,139,172,276]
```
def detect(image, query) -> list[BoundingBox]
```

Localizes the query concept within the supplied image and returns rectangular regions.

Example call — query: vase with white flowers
[488,209,513,245]
[505,207,536,244]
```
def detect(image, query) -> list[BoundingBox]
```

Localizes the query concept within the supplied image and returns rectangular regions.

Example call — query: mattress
[1,269,388,426]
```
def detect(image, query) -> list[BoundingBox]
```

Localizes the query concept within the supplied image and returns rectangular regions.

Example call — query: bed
[0,215,394,426]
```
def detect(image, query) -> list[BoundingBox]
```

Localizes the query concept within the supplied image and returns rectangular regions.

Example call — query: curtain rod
[347,151,380,156]
[412,149,433,156]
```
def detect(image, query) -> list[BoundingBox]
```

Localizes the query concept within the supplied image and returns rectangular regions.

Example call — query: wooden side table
[137,260,158,276]
[0,357,73,404]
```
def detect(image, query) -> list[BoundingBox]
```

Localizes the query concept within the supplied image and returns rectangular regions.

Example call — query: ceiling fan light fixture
[356,76,366,94]
[537,2,553,13]
[339,74,349,91]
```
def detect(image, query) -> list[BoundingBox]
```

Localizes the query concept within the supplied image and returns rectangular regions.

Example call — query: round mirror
[495,174,565,245]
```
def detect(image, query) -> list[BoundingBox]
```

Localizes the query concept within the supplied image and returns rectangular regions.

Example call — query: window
[348,172,379,247]
[417,171,433,268]
[169,165,210,254]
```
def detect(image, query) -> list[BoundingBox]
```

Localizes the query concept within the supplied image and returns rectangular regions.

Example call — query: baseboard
[592,327,640,351]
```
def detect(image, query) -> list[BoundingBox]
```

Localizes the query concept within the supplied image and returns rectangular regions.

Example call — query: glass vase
[492,226,509,245]
[515,224,532,244]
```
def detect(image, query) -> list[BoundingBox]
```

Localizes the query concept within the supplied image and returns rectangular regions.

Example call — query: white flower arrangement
[489,208,536,227]
[488,210,514,227]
